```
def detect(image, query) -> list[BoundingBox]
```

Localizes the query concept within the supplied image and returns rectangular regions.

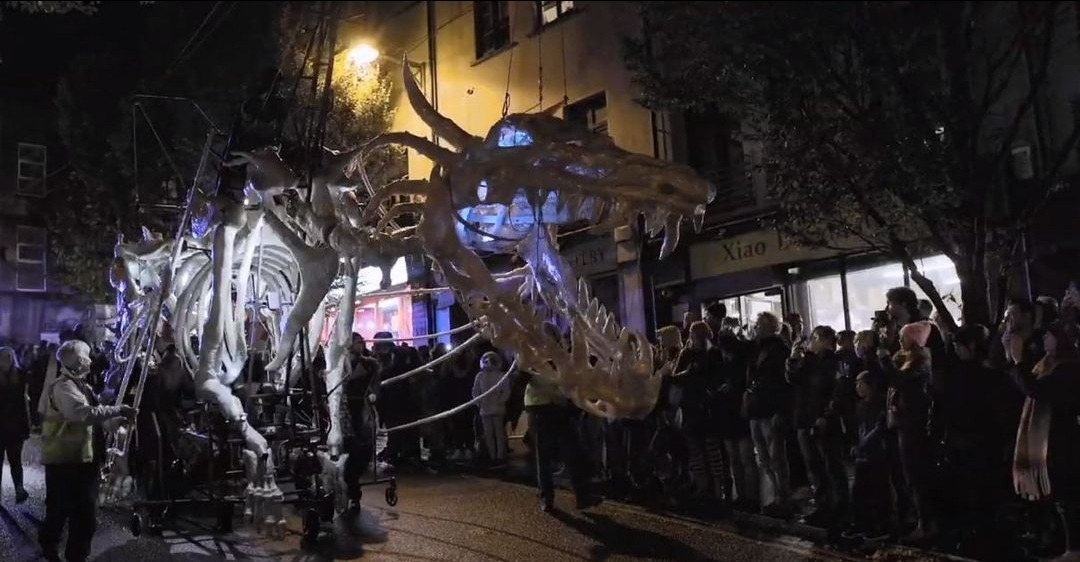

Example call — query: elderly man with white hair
[37,339,135,562]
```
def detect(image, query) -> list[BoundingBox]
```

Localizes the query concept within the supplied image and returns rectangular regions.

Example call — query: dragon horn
[402,56,476,149]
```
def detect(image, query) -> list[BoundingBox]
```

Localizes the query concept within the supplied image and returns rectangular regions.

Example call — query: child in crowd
[472,351,511,465]
[847,370,891,541]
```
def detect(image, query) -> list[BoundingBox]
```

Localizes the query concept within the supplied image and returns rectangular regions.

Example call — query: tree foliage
[625,1,1080,327]
[2,1,99,15]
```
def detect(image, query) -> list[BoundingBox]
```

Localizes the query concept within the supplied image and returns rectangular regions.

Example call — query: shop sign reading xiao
[690,230,840,280]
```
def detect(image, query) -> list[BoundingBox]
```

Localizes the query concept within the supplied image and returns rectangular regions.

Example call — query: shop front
[686,229,963,333]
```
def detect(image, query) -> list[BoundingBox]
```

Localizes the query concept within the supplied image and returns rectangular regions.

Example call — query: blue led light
[497,124,534,147]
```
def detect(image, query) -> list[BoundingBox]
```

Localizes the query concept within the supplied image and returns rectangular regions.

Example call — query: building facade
[362,0,675,336]
[0,97,87,344]
[359,1,1080,340]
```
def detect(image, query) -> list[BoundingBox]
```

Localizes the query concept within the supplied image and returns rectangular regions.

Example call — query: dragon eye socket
[658,183,676,195]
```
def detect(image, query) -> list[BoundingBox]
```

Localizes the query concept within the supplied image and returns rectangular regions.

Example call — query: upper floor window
[537,1,574,26]
[474,1,510,59]
[566,93,608,136]
[17,143,47,197]
[16,226,46,292]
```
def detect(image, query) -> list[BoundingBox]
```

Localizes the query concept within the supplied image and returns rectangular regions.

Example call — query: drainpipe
[427,1,439,145]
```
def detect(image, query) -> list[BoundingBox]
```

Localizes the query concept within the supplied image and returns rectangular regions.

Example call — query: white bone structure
[106,59,712,521]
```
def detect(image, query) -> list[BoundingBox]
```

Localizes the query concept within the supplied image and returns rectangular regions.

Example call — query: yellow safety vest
[41,375,95,465]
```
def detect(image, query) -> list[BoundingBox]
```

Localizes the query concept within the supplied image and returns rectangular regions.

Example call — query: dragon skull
[364,61,714,419]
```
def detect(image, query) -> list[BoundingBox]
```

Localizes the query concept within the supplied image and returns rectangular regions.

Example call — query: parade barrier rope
[359,286,452,299]
[375,320,479,342]
[324,331,483,397]
[378,333,482,387]
[380,359,518,434]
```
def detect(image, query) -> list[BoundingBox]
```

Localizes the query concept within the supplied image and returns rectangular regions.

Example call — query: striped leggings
[686,434,727,497]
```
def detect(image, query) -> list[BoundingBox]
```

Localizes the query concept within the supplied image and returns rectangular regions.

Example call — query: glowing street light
[348,44,380,67]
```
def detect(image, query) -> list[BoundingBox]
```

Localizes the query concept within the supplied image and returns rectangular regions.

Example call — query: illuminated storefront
[320,257,415,342]
[682,228,963,333]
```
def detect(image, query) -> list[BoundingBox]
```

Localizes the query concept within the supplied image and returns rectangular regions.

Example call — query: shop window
[684,108,750,212]
[474,1,510,59]
[846,262,906,332]
[720,290,782,336]
[435,307,453,347]
[806,275,845,332]
[566,93,608,136]
[537,1,575,26]
[910,254,963,323]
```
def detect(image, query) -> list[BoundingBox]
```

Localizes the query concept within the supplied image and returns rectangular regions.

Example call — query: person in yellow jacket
[38,340,135,562]
[525,322,600,512]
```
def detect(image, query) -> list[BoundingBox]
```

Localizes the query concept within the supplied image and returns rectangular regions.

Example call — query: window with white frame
[16,226,46,292]
[17,143,47,197]
[537,0,575,26]
[474,1,511,59]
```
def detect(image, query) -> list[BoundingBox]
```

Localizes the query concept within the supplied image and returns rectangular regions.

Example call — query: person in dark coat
[716,334,759,511]
[0,347,30,503]
[671,322,727,503]
[787,325,848,528]
[942,324,1023,558]
[745,311,793,516]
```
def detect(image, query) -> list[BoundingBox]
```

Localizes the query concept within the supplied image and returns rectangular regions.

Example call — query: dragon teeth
[659,214,682,260]
[603,314,617,338]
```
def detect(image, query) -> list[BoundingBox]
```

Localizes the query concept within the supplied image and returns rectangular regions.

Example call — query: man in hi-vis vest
[38,340,134,562]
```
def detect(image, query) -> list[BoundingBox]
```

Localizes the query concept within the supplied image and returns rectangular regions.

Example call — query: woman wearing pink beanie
[888,319,937,543]
[899,321,934,350]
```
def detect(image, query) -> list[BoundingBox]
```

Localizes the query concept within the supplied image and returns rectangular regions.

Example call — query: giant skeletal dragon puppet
[358,62,715,419]
[106,58,712,526]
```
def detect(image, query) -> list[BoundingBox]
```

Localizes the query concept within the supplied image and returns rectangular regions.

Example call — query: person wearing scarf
[38,340,135,562]
[1012,322,1080,561]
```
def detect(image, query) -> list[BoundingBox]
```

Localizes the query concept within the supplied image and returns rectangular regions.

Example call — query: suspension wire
[173,1,239,70]
[537,22,543,110]
[168,1,223,73]
[134,103,188,191]
[501,47,514,117]
[560,26,569,106]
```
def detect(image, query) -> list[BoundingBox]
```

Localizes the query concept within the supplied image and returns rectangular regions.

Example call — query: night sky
[0,3,149,101]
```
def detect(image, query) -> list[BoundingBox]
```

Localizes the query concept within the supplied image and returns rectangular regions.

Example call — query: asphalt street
[0,439,944,562]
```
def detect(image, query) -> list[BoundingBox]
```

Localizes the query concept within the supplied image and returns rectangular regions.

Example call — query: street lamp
[347,43,380,67]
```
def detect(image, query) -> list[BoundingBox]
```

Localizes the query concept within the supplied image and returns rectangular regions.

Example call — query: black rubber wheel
[302,508,320,544]
[385,486,398,507]
[215,502,234,534]
[129,512,144,537]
